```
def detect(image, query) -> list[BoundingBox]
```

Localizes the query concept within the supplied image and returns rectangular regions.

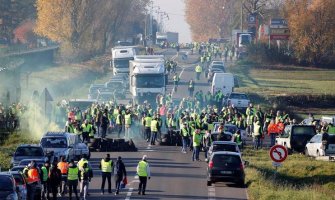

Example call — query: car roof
[211,151,241,156]
[43,132,69,137]
[212,141,237,145]
[17,144,41,148]
[230,92,246,95]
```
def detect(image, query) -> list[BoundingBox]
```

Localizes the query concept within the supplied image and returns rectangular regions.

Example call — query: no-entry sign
[270,145,288,163]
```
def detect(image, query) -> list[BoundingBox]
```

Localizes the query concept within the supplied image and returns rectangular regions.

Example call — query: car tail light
[208,161,214,169]
[240,163,244,170]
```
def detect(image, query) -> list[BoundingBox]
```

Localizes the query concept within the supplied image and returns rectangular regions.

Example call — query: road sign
[270,18,288,28]
[270,28,290,35]
[248,14,256,25]
[270,35,290,40]
[270,145,288,163]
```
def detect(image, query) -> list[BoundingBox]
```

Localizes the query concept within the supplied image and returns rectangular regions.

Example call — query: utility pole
[149,1,153,38]
[241,0,244,32]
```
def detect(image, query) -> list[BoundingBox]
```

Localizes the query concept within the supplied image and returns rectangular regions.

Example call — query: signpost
[269,144,288,172]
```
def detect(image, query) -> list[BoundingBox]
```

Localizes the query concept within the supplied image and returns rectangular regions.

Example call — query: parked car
[276,125,316,153]
[207,141,240,158]
[305,134,335,157]
[10,166,26,173]
[207,151,246,186]
[226,92,250,109]
[209,64,225,72]
[88,84,106,99]
[10,171,27,200]
[0,172,19,200]
[11,144,46,167]
[40,132,90,161]
[210,61,224,66]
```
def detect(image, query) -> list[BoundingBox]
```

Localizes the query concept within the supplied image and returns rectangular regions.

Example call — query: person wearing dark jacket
[114,156,127,195]
[100,111,110,138]
[49,162,62,200]
[99,154,113,195]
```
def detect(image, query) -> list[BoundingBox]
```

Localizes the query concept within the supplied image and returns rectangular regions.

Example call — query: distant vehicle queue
[3,41,335,200]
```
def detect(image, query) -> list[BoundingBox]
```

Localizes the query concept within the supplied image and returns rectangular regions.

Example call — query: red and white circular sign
[269,145,288,163]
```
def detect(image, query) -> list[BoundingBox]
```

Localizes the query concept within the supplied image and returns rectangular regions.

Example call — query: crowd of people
[0,102,26,131]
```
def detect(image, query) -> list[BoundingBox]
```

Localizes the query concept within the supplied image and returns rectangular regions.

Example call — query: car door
[307,135,317,157]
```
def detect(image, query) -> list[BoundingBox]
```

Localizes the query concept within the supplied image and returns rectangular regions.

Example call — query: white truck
[156,32,179,45]
[129,55,165,104]
[111,46,136,75]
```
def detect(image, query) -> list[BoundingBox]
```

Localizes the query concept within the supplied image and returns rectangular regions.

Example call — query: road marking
[208,185,216,200]
[170,63,195,98]
[125,187,134,200]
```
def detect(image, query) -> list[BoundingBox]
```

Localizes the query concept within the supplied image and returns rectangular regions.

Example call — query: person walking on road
[114,156,127,195]
[143,113,152,142]
[188,79,195,97]
[173,73,180,92]
[57,156,69,197]
[79,162,93,200]
[41,161,50,200]
[192,129,202,161]
[150,115,159,145]
[100,111,109,138]
[27,161,40,200]
[67,160,80,200]
[100,153,113,195]
[124,110,132,139]
[49,162,62,200]
[136,155,151,195]
[195,64,202,80]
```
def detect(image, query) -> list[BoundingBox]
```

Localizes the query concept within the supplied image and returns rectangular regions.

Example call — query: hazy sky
[153,0,192,43]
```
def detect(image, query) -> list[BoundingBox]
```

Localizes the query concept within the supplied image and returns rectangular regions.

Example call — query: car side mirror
[244,160,249,166]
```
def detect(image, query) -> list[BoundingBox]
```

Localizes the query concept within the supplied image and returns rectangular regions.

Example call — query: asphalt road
[56,49,249,200]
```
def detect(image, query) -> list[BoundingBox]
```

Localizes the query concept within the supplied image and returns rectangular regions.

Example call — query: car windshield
[224,125,237,133]
[41,137,67,148]
[19,160,44,166]
[106,82,123,89]
[229,93,248,99]
[212,154,241,168]
[114,59,130,68]
[15,147,44,157]
[135,74,165,88]
[212,144,238,152]
[292,126,316,135]
[0,176,14,191]
[98,93,113,101]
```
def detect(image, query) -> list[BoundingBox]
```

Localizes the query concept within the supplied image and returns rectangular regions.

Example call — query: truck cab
[111,46,136,75]
[40,132,90,161]
[129,55,165,105]
[276,125,316,153]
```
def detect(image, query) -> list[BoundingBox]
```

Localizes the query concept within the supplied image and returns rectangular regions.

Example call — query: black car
[0,172,19,200]
[207,151,245,186]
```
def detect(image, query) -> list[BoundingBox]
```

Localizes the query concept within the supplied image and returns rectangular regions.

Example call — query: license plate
[220,171,233,175]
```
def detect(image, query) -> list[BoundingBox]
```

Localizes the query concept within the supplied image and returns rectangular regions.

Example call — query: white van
[211,73,235,96]
[111,46,136,75]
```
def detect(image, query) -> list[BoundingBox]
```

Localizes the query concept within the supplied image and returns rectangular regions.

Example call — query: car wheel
[305,148,309,156]
[207,180,212,186]
[237,179,245,187]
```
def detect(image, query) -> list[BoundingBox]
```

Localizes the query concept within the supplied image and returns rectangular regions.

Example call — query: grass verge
[0,132,39,171]
[244,148,335,200]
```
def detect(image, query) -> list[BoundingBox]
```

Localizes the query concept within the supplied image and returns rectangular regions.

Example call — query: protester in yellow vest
[67,160,80,200]
[136,155,151,195]
[100,153,113,194]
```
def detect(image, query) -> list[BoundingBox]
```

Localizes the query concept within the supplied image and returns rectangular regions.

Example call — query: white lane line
[125,188,134,200]
[125,176,140,200]
[208,185,216,200]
